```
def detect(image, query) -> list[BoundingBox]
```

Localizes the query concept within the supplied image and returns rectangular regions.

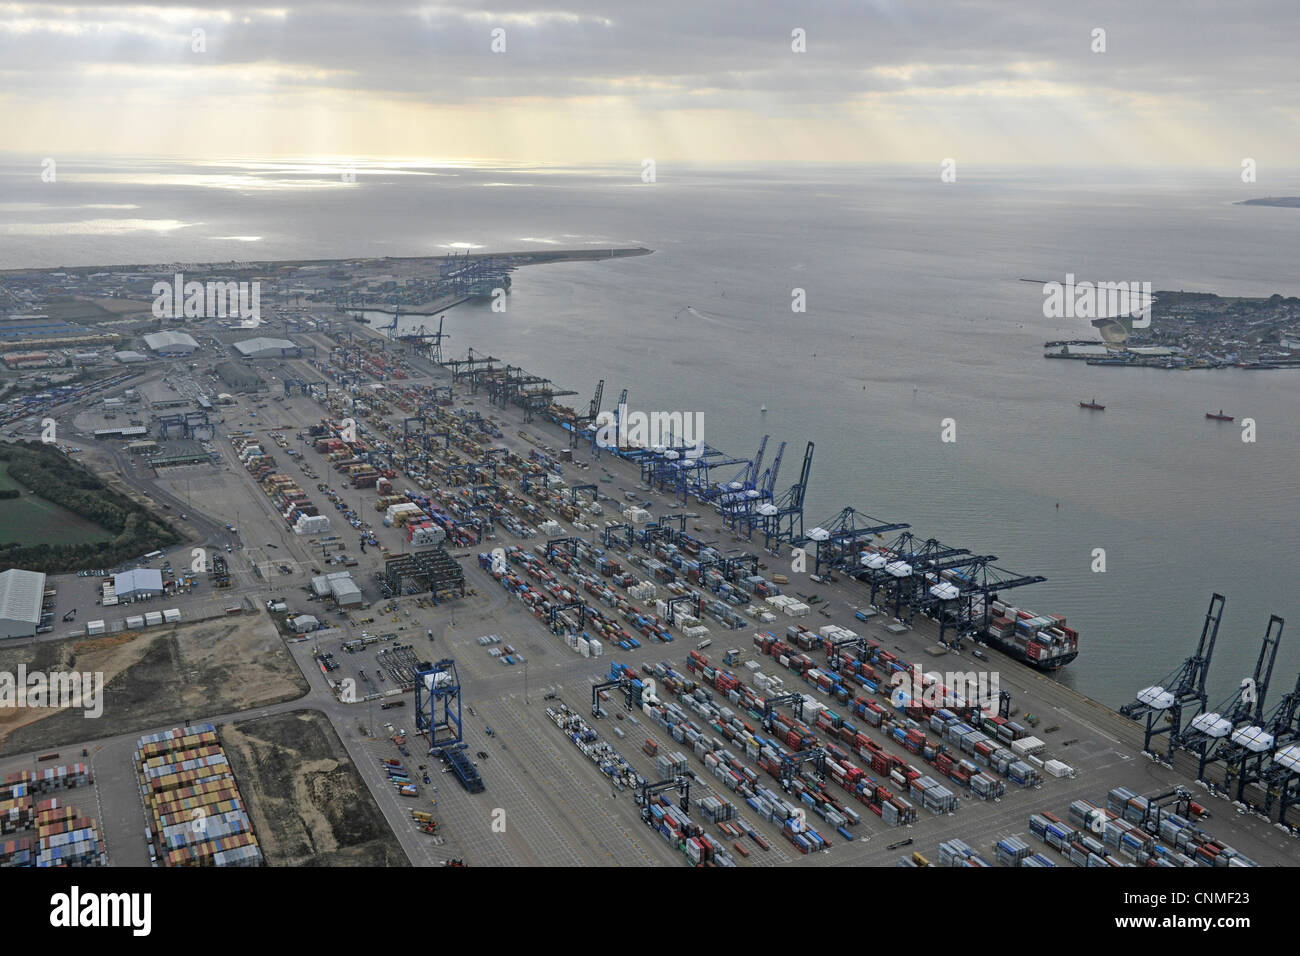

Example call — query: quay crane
[1174,614,1283,782]
[1258,671,1300,823]
[568,379,604,449]
[801,507,909,578]
[1120,593,1224,759]
[1224,658,1296,807]
[757,441,814,553]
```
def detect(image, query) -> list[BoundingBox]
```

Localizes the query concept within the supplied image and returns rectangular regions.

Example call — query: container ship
[982,599,1079,670]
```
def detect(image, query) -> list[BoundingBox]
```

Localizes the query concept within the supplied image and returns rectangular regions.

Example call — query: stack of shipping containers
[135,723,263,867]
[1,766,105,867]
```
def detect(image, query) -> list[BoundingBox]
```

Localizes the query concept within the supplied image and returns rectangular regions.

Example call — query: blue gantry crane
[415,658,463,748]
[757,441,814,553]
[801,507,910,577]
[414,659,483,793]
[721,437,786,534]
[709,434,767,503]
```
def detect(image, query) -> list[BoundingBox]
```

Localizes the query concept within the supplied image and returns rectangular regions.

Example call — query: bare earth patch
[0,615,309,754]
[221,710,408,867]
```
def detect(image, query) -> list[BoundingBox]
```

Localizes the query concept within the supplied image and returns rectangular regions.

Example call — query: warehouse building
[1,351,57,369]
[114,350,148,364]
[310,572,363,608]
[143,331,199,356]
[232,337,298,360]
[140,380,190,409]
[0,568,47,639]
[114,568,164,601]
[93,425,149,439]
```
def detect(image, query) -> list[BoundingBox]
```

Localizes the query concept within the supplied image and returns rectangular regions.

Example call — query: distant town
[1045,290,1300,370]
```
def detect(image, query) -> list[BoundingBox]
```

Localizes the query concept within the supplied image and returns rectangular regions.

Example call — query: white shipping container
[1012,736,1046,757]
[802,697,824,722]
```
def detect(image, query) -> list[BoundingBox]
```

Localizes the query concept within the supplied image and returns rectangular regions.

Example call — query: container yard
[0,764,106,867]
[0,303,1294,875]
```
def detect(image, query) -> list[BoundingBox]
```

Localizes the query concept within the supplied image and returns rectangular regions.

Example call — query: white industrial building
[114,350,148,364]
[114,568,164,601]
[143,331,199,355]
[233,337,297,359]
[0,569,46,639]
[310,572,363,608]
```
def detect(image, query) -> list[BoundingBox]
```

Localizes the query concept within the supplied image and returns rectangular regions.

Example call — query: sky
[0,1,1297,166]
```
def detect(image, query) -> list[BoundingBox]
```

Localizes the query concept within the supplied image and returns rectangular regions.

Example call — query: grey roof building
[0,569,47,639]
[143,331,199,354]
[233,337,298,359]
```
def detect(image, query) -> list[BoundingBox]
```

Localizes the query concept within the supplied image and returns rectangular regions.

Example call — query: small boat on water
[759,405,767,414]
[1079,398,1105,410]
[1206,410,1233,421]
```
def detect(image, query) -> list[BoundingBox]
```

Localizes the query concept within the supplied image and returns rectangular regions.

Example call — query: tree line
[0,441,181,573]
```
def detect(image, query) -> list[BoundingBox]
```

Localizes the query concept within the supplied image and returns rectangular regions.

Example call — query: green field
[0,462,115,547]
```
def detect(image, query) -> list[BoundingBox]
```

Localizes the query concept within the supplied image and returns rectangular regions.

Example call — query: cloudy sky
[1,1,1296,165]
